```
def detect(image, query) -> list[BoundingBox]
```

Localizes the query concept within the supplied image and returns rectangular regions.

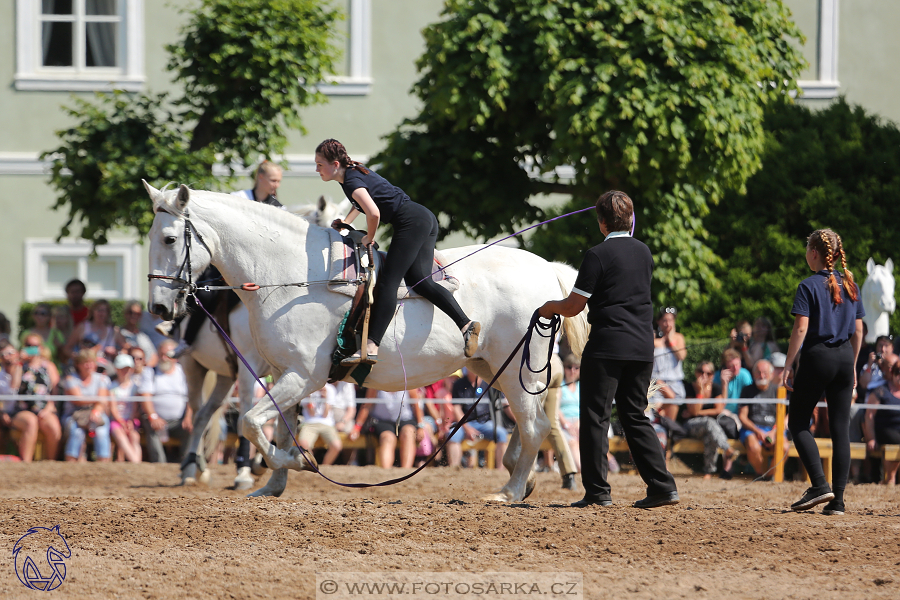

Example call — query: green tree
[689,98,900,338]
[43,0,341,247]
[373,0,806,307]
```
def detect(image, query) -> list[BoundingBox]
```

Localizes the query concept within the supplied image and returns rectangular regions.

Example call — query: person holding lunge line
[538,190,678,509]
[782,228,864,515]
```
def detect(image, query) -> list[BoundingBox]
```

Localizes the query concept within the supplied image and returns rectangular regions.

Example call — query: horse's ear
[885,258,894,273]
[176,184,191,212]
[142,180,163,211]
[317,195,327,211]
[867,257,876,274]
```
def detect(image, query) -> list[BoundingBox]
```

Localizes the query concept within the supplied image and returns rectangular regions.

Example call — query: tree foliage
[374,0,806,307]
[687,98,900,338]
[43,0,341,247]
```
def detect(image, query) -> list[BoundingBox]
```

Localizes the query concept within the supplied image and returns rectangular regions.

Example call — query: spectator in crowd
[63,350,111,462]
[331,381,357,433]
[544,353,579,489]
[858,335,895,392]
[128,346,165,437]
[770,352,788,383]
[681,361,739,479]
[558,354,588,475]
[728,319,753,367]
[864,358,900,485]
[651,307,687,422]
[117,301,159,368]
[65,278,89,327]
[52,306,74,353]
[739,359,789,477]
[745,316,781,367]
[447,369,507,469]
[0,312,11,339]
[298,384,343,465]
[5,334,62,461]
[145,340,192,463]
[1,340,27,458]
[350,389,425,468]
[108,354,143,463]
[714,348,753,417]
[63,299,120,366]
[232,160,284,206]
[423,377,465,466]
[19,303,66,365]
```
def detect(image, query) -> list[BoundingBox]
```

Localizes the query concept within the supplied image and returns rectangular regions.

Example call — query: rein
[194,293,559,488]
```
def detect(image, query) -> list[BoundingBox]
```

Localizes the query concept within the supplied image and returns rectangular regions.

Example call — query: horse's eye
[164,236,177,245]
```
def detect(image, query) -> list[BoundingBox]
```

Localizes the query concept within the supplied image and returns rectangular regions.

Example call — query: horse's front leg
[484,389,549,503]
[179,357,229,485]
[241,370,319,474]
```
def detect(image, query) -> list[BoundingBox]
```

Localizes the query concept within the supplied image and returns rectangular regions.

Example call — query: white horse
[145,183,588,501]
[861,258,895,343]
[179,196,350,489]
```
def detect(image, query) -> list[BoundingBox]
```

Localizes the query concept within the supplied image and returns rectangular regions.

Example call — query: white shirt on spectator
[303,384,336,426]
[152,364,188,421]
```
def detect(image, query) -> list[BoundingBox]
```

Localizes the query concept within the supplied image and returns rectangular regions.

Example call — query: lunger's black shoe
[633,491,680,509]
[562,473,578,490]
[571,495,612,507]
[790,486,834,511]
[821,500,845,515]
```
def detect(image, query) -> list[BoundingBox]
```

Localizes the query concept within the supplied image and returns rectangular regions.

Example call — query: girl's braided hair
[315,139,370,175]
[807,229,859,304]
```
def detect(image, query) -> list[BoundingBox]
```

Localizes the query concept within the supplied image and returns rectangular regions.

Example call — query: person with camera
[858,335,895,392]
[738,359,788,477]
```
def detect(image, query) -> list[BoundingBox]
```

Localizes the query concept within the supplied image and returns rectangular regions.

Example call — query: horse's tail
[551,262,590,358]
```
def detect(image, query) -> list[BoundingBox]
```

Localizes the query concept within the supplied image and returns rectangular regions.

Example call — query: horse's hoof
[250,454,268,476]
[289,446,318,473]
[182,477,197,487]
[481,492,511,503]
[523,471,537,500]
[234,466,255,491]
[246,469,288,498]
[198,469,211,486]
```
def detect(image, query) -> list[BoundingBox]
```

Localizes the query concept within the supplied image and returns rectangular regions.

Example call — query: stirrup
[340,353,378,367]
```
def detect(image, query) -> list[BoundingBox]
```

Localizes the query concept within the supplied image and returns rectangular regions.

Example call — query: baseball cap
[770,352,787,368]
[114,354,135,369]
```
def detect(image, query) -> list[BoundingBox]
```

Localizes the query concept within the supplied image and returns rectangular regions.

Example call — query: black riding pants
[788,342,854,501]
[580,357,677,499]
[368,202,469,346]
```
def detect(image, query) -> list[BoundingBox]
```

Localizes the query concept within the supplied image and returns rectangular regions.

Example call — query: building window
[15,0,145,91]
[24,239,140,302]
[797,0,840,99]
[318,0,372,96]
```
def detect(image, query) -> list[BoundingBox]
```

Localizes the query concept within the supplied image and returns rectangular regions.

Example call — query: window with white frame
[319,0,372,96]
[15,0,145,91]
[24,239,141,302]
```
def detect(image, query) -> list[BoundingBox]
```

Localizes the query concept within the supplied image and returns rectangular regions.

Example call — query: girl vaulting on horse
[314,139,481,365]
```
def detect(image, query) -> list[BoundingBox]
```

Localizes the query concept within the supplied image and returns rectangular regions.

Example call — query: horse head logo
[13,525,71,591]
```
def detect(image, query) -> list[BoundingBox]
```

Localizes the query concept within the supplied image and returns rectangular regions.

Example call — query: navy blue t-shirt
[572,235,655,361]
[340,166,410,225]
[791,270,864,347]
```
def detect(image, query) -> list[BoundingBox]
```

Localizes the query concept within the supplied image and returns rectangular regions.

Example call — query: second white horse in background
[861,258,895,343]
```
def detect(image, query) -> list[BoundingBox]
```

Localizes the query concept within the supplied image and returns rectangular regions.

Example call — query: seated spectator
[0,311,11,339]
[145,340,192,463]
[859,335,895,392]
[713,348,753,420]
[543,353,578,488]
[63,350,112,462]
[558,354,590,474]
[728,319,753,367]
[116,301,159,368]
[447,369,507,469]
[745,316,781,367]
[19,303,66,366]
[1,340,26,457]
[6,334,62,461]
[127,347,166,442]
[108,354,143,463]
[651,307,687,422]
[331,381,357,433]
[52,306,74,357]
[739,359,789,477]
[681,361,739,479]
[298,384,343,465]
[63,299,120,368]
[864,358,900,485]
[350,389,425,469]
[423,378,460,466]
[65,278,89,328]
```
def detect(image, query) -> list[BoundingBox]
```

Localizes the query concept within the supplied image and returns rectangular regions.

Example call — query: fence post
[774,386,787,482]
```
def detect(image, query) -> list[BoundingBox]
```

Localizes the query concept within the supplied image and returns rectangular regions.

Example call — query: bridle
[146,209,209,296]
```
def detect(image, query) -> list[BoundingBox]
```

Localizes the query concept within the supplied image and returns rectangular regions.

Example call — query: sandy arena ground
[1,461,898,599]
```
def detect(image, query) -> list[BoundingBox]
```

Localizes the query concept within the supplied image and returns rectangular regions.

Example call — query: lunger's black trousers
[580,357,677,498]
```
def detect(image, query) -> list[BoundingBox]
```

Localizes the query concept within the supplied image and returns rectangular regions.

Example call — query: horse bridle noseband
[147,210,208,296]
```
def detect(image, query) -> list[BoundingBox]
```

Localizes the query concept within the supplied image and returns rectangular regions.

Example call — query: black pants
[580,357,677,498]
[368,202,469,346]
[788,342,854,501]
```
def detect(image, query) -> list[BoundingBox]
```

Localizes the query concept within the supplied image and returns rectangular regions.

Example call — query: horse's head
[288,196,352,227]
[145,181,213,320]
[864,257,896,314]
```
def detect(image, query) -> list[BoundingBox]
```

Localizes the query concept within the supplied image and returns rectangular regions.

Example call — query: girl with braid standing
[783,229,864,514]
[314,139,480,364]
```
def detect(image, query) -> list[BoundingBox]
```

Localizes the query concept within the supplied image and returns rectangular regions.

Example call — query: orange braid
[836,234,859,302]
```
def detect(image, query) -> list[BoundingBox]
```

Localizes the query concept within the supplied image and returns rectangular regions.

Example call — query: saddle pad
[326,228,460,299]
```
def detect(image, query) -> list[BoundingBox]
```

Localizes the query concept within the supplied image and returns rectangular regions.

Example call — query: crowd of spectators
[2,282,898,485]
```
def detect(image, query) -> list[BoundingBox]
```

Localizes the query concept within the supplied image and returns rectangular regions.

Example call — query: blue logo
[13,525,71,591]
